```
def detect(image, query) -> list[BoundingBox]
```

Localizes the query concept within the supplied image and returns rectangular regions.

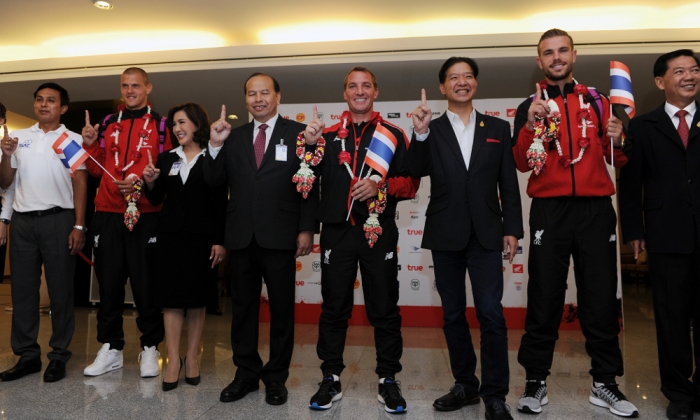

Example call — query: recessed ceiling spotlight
[227,115,238,120]
[92,0,113,10]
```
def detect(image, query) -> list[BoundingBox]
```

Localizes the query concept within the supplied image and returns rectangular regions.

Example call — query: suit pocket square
[486,138,501,143]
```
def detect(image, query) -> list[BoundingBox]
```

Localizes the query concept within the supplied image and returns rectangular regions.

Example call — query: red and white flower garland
[527,81,591,175]
[110,104,153,173]
[124,174,143,231]
[292,128,328,198]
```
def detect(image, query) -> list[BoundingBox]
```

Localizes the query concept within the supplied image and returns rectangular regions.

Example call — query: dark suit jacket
[619,102,700,253]
[202,116,318,251]
[144,148,227,245]
[407,111,523,251]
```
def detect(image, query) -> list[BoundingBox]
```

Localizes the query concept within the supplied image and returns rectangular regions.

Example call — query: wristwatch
[0,219,9,225]
[73,225,88,233]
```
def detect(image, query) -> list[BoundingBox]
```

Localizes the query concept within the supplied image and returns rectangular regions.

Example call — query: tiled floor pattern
[0,281,669,419]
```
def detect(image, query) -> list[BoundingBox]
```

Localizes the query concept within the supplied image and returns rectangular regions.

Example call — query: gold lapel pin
[697,122,700,128]
[479,121,484,127]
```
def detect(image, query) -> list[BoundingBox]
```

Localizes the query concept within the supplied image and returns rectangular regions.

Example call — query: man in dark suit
[203,73,317,406]
[619,49,700,420]
[408,57,522,420]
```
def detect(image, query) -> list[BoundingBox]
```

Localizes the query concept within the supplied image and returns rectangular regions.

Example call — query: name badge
[169,161,182,176]
[275,140,287,161]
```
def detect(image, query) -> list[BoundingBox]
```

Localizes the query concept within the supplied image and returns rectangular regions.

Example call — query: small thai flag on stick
[364,123,398,180]
[52,133,89,176]
[610,61,636,118]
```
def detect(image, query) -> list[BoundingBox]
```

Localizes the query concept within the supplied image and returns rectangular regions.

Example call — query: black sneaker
[378,377,407,414]
[309,374,342,410]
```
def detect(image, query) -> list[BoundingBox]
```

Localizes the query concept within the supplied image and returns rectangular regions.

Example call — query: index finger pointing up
[220,105,226,121]
[313,105,318,120]
[85,110,91,127]
[421,88,427,106]
[147,149,153,166]
[3,125,8,139]
[535,83,542,100]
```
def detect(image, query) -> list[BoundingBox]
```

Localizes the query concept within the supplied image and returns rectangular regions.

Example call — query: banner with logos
[270,99,623,329]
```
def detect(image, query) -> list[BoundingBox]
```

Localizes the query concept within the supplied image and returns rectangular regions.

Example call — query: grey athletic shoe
[517,380,548,414]
[589,382,639,418]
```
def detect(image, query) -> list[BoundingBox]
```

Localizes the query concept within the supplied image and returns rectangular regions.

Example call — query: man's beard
[543,63,572,82]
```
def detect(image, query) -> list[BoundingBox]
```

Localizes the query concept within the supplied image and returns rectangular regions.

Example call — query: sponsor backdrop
[261,99,623,329]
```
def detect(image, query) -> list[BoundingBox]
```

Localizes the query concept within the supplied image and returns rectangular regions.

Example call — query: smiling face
[440,62,478,106]
[245,75,280,123]
[536,35,577,83]
[33,88,67,127]
[171,110,198,148]
[655,55,700,108]
[343,70,378,121]
[120,72,152,110]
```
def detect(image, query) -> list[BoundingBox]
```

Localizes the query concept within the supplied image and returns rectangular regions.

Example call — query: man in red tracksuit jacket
[511,29,639,418]
[80,67,170,379]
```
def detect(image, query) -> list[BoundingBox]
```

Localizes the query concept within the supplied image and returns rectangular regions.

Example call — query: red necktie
[254,123,268,168]
[677,110,689,148]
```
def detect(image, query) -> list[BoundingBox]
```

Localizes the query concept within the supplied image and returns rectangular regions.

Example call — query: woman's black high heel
[162,358,182,391]
[184,356,200,386]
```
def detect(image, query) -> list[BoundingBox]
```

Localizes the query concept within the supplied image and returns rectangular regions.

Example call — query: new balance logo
[385,252,393,260]
[609,234,616,242]
[148,237,157,244]
[534,230,544,245]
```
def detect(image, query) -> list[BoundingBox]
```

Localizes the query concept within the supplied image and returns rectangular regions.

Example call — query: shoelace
[523,380,544,397]
[316,376,336,396]
[490,400,510,413]
[450,383,466,399]
[596,383,626,403]
[382,378,403,400]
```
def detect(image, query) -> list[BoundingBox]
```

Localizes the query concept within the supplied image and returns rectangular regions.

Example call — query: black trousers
[648,242,700,403]
[317,220,402,378]
[432,228,509,405]
[518,197,624,383]
[92,212,164,350]
[10,210,76,363]
[229,236,296,384]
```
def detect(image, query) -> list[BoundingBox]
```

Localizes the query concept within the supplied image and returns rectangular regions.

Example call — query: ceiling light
[227,115,238,120]
[92,0,113,10]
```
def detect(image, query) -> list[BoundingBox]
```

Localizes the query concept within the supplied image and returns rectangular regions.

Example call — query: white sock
[594,381,606,387]
[332,374,339,382]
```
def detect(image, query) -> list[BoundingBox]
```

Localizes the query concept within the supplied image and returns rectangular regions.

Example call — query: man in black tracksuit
[302,67,419,414]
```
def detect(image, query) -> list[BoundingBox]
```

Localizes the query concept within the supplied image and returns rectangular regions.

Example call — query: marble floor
[0,280,670,420]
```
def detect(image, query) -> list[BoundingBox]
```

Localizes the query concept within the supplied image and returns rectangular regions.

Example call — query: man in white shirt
[0,82,87,383]
[620,49,700,420]
[408,57,522,420]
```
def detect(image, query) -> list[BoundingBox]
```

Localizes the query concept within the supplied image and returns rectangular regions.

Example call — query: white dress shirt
[665,101,696,130]
[170,146,206,184]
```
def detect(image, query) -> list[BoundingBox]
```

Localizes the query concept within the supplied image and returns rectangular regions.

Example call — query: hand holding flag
[52,132,89,176]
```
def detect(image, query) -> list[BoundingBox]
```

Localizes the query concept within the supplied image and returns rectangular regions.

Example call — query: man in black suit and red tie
[203,73,317,406]
[619,49,700,420]
[407,57,523,420]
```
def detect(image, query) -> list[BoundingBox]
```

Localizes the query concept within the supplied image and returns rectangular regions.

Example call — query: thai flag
[52,132,88,175]
[365,123,398,179]
[610,61,636,118]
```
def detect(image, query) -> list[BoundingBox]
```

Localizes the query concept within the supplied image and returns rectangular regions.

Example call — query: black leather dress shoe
[485,401,513,420]
[0,358,42,381]
[220,378,259,402]
[265,381,288,405]
[43,360,66,382]
[433,384,480,411]
[668,401,693,420]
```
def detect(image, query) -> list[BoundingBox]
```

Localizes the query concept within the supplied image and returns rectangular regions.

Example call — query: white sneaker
[518,380,548,414]
[138,346,160,378]
[84,343,124,376]
[589,382,639,418]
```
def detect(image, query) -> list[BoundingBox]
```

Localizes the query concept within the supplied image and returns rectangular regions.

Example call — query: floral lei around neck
[110,103,153,173]
[292,110,387,248]
[526,80,592,175]
[108,103,152,230]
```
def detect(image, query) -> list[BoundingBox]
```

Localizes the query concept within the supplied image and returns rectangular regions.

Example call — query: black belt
[17,207,65,217]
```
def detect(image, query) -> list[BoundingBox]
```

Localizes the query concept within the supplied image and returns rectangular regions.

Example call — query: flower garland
[364,180,387,248]
[110,103,153,173]
[526,80,591,175]
[292,131,327,199]
[123,174,143,231]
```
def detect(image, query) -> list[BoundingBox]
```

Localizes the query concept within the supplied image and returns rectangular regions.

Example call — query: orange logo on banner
[296,113,305,122]
[312,244,321,253]
[513,264,523,274]
[354,279,360,289]
[296,261,302,271]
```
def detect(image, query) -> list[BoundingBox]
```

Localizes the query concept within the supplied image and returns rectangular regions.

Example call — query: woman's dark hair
[167,103,210,149]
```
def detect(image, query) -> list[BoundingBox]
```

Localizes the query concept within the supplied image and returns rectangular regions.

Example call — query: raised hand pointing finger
[220,104,226,121]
